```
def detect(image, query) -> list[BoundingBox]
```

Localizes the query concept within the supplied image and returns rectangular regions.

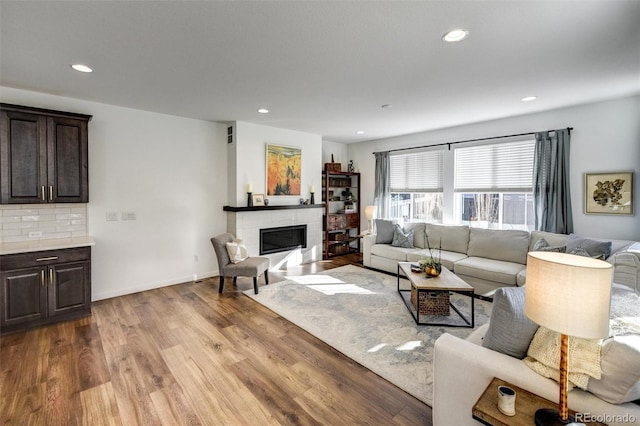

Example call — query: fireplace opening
[260,225,307,255]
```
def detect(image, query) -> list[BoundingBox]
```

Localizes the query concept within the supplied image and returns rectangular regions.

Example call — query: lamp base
[534,409,579,426]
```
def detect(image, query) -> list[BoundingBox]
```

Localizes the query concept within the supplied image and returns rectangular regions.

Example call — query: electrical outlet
[106,212,119,221]
[194,255,199,263]
[28,231,43,238]
[122,211,136,221]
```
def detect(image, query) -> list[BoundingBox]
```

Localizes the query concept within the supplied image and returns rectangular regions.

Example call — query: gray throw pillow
[533,237,566,253]
[566,234,612,260]
[391,224,414,248]
[375,219,397,244]
[482,287,539,359]
[569,246,606,260]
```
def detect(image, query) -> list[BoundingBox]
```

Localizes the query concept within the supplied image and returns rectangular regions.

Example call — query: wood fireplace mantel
[223,204,326,212]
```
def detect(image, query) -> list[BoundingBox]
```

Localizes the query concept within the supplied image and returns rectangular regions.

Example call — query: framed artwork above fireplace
[266,144,301,196]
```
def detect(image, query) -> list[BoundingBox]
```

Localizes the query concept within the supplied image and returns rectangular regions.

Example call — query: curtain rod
[372,127,573,154]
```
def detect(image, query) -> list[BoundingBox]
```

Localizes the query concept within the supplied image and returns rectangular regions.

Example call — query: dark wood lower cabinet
[0,246,91,334]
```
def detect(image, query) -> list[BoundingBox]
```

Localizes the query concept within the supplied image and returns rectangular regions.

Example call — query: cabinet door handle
[36,256,58,262]
[49,268,53,285]
[41,270,45,286]
[41,186,46,201]
[49,186,53,201]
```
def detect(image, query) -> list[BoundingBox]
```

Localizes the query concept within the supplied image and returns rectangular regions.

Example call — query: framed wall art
[266,144,301,196]
[584,171,634,215]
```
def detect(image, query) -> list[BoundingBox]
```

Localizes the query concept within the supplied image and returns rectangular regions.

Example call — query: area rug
[243,264,493,406]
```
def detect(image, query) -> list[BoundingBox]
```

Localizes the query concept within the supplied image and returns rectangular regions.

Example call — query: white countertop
[0,236,95,255]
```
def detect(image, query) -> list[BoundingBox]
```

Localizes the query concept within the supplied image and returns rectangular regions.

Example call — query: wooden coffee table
[397,261,475,327]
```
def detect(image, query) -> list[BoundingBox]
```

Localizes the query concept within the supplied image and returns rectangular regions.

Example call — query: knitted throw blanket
[524,326,602,390]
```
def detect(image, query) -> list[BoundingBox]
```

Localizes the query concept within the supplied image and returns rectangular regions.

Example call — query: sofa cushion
[403,222,426,249]
[454,257,526,285]
[588,335,640,404]
[370,244,413,262]
[586,284,640,403]
[566,233,612,260]
[467,228,530,264]
[375,219,397,244]
[611,251,640,292]
[391,224,414,248]
[407,249,468,272]
[529,231,568,251]
[516,269,527,286]
[482,287,539,359]
[425,223,470,254]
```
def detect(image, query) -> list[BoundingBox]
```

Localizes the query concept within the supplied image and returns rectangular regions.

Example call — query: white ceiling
[1,1,639,143]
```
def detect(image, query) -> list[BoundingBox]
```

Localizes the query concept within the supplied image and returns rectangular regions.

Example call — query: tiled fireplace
[224,205,323,269]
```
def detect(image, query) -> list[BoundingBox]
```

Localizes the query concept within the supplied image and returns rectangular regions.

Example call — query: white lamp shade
[364,205,377,220]
[525,252,612,339]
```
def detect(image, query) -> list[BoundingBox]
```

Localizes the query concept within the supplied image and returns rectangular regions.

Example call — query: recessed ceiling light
[442,29,469,42]
[356,131,365,135]
[521,96,537,102]
[71,64,93,73]
[257,108,269,114]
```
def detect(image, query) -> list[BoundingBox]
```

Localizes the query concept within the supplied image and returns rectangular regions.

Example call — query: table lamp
[364,205,377,234]
[525,252,612,425]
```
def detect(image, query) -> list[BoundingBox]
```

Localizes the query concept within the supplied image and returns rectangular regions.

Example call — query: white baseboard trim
[92,271,218,301]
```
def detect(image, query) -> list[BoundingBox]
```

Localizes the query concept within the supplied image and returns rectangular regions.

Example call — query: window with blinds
[390,150,443,193]
[454,139,535,192]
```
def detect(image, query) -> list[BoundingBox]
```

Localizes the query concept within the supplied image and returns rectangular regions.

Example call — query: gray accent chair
[211,233,270,294]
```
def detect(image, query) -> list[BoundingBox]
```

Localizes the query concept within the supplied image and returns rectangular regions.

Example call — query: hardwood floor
[1,253,431,425]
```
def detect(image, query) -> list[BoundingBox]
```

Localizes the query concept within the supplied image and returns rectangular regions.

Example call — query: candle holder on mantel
[310,192,315,204]
[247,192,253,207]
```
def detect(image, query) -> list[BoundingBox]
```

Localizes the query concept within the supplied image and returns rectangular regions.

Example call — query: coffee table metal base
[397,264,475,327]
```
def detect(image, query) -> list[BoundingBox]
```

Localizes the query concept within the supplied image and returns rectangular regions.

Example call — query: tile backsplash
[0,204,87,243]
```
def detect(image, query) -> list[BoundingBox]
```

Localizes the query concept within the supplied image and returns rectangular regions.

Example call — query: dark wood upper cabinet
[0,104,91,204]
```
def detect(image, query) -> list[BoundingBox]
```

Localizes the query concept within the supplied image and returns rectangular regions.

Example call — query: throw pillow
[375,219,397,244]
[482,287,539,359]
[569,246,606,260]
[532,237,567,253]
[566,234,612,260]
[403,222,426,248]
[588,335,640,404]
[226,240,248,264]
[391,224,414,248]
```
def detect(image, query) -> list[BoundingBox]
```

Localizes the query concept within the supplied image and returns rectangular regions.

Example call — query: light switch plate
[106,212,119,221]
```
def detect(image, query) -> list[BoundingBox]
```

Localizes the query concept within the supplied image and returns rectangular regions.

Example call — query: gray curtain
[374,151,390,219]
[533,129,573,234]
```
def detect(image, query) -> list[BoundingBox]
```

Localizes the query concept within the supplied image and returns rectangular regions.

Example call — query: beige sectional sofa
[362,221,638,296]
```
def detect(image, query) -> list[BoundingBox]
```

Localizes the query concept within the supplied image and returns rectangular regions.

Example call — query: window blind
[390,150,443,193]
[454,139,535,192]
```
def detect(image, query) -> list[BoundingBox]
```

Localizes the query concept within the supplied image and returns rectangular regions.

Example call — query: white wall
[1,87,228,300]
[322,140,350,170]
[348,95,640,241]
[231,121,322,206]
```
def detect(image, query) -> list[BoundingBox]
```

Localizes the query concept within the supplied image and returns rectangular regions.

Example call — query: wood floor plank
[149,382,204,426]
[79,382,122,426]
[160,344,247,425]
[1,253,432,425]
[74,322,112,391]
